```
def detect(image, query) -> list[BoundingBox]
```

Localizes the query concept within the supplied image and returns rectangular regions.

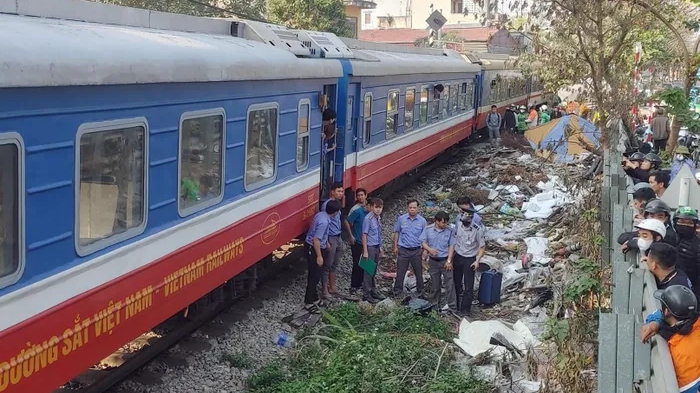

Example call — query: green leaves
[657,87,700,132]
[248,303,492,393]
[267,0,354,38]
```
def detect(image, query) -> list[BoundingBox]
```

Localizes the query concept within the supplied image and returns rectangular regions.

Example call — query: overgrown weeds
[247,303,493,393]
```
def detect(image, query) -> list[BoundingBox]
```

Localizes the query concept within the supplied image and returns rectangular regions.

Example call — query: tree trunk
[668,116,681,153]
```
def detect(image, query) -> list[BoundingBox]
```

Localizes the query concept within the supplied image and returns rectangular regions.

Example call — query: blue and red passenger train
[0,1,553,391]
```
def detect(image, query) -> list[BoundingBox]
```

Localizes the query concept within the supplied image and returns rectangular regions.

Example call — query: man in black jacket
[618,198,678,252]
[502,105,517,133]
[623,152,660,184]
[673,206,700,298]
[645,242,693,290]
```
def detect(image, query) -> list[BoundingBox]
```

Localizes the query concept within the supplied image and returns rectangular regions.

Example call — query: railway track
[53,142,469,393]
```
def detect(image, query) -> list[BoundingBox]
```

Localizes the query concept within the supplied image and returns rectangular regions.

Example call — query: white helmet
[695,171,700,182]
[635,218,666,239]
[541,105,548,111]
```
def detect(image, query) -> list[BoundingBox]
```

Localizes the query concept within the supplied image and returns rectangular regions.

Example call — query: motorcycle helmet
[629,152,645,162]
[643,153,662,167]
[674,206,699,222]
[634,218,667,239]
[654,285,698,320]
[644,198,671,216]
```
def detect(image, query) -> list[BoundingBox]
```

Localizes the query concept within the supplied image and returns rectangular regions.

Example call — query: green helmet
[674,206,699,222]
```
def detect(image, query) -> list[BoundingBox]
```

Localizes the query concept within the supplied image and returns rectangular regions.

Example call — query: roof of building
[358,26,500,45]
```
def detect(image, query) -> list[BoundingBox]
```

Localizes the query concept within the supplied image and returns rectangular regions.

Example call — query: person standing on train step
[392,199,428,297]
[486,105,502,146]
[362,198,387,304]
[452,198,486,316]
[321,182,345,299]
[420,211,457,313]
[304,199,341,312]
[322,109,337,182]
[346,197,373,296]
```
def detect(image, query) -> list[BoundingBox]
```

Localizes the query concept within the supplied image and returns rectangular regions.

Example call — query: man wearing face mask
[451,197,486,316]
[640,285,700,393]
[674,207,700,297]
[629,219,667,255]
[619,199,678,252]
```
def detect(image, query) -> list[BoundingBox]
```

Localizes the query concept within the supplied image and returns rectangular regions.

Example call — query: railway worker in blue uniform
[321,182,345,299]
[304,199,341,312]
[362,198,387,304]
[452,198,487,316]
[420,211,457,313]
[392,199,428,296]
[346,197,373,296]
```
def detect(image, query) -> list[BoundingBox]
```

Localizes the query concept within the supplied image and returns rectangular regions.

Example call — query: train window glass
[386,89,399,139]
[442,85,450,118]
[507,79,513,99]
[76,120,147,255]
[178,109,225,217]
[296,100,311,172]
[467,82,475,109]
[450,83,459,115]
[431,85,440,120]
[0,135,23,287]
[363,93,372,146]
[420,86,429,125]
[461,83,467,110]
[405,88,415,131]
[245,104,278,190]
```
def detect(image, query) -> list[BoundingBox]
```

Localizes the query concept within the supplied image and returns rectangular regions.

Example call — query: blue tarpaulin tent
[524,115,601,163]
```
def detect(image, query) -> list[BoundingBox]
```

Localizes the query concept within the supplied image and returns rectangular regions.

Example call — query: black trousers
[453,254,476,312]
[305,246,324,305]
[653,138,668,152]
[350,243,364,289]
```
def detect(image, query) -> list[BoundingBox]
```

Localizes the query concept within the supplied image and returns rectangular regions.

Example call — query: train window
[386,89,399,139]
[451,84,459,114]
[467,82,475,109]
[442,85,450,118]
[420,86,429,126]
[405,88,416,131]
[245,104,279,190]
[363,93,372,146]
[0,134,23,287]
[296,100,311,172]
[76,119,147,256]
[178,109,225,217]
[460,83,467,110]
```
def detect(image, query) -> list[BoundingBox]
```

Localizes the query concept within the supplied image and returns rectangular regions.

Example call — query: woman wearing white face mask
[633,219,667,255]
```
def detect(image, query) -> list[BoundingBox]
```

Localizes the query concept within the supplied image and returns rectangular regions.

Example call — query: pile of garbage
[373,144,598,392]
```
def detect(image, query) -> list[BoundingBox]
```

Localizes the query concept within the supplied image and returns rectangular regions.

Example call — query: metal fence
[598,149,678,393]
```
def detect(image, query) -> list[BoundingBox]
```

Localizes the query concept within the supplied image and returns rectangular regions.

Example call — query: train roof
[0,15,344,88]
[342,40,482,76]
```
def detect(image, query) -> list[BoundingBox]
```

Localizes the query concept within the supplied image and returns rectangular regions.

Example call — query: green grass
[247,303,492,393]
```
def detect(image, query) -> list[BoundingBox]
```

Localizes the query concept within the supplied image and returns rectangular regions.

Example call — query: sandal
[316,299,328,308]
[304,304,321,314]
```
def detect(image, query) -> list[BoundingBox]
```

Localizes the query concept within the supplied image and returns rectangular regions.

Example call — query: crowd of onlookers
[620,148,700,392]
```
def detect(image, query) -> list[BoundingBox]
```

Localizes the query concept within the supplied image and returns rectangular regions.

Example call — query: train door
[473,71,485,133]
[342,83,361,210]
[320,84,337,201]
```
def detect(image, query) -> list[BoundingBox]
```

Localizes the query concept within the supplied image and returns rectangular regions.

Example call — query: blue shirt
[362,213,382,247]
[305,212,331,249]
[393,213,427,248]
[419,225,456,258]
[321,198,342,236]
[347,207,368,245]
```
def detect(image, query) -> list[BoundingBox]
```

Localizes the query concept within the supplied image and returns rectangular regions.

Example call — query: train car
[472,54,531,130]
[0,4,347,393]
[331,40,483,195]
[0,2,484,392]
